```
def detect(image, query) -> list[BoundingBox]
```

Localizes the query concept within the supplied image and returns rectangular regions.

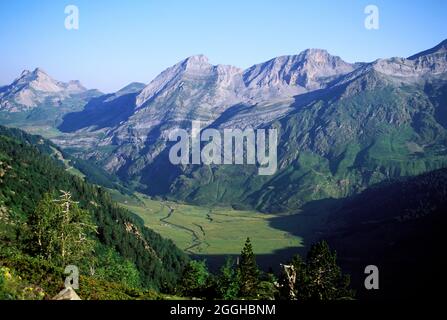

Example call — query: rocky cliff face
[136,55,245,108]
[242,49,356,99]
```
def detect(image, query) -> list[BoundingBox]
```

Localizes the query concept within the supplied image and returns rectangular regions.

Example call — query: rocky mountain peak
[299,48,330,60]
[178,55,214,74]
[404,39,447,76]
[13,67,62,93]
[182,54,210,66]
[136,55,242,107]
[32,67,48,75]
[116,82,146,95]
[243,49,355,95]
[65,80,87,93]
[0,68,90,111]
[298,48,352,69]
[368,39,447,79]
[19,69,31,77]
[67,80,82,85]
[103,82,146,103]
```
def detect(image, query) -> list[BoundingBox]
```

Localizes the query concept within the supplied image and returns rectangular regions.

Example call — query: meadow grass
[112,191,303,255]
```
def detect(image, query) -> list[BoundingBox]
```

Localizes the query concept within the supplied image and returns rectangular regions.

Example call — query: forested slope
[0,125,188,297]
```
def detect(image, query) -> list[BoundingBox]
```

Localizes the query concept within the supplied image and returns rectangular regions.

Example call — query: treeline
[177,238,354,300]
[0,126,189,295]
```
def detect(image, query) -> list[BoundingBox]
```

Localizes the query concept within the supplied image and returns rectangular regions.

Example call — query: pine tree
[301,240,354,300]
[179,260,209,297]
[28,193,59,259]
[28,190,96,266]
[217,257,240,300]
[277,241,354,300]
[237,237,260,298]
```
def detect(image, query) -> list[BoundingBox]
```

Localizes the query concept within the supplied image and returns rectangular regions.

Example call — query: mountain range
[0,68,101,129]
[1,39,447,212]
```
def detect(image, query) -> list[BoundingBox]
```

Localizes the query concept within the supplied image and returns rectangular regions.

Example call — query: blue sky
[0,0,446,92]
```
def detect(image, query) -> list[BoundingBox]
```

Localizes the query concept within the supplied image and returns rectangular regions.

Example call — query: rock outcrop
[52,287,81,300]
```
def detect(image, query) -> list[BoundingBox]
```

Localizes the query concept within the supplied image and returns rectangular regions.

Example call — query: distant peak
[65,80,87,92]
[17,68,52,82]
[408,39,447,60]
[431,38,447,50]
[181,55,211,69]
[20,69,31,77]
[18,68,49,80]
[68,80,81,85]
[123,81,146,88]
[297,48,339,62]
[263,49,341,66]
[301,48,330,55]
[185,54,209,63]
[32,67,48,75]
[116,82,146,94]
